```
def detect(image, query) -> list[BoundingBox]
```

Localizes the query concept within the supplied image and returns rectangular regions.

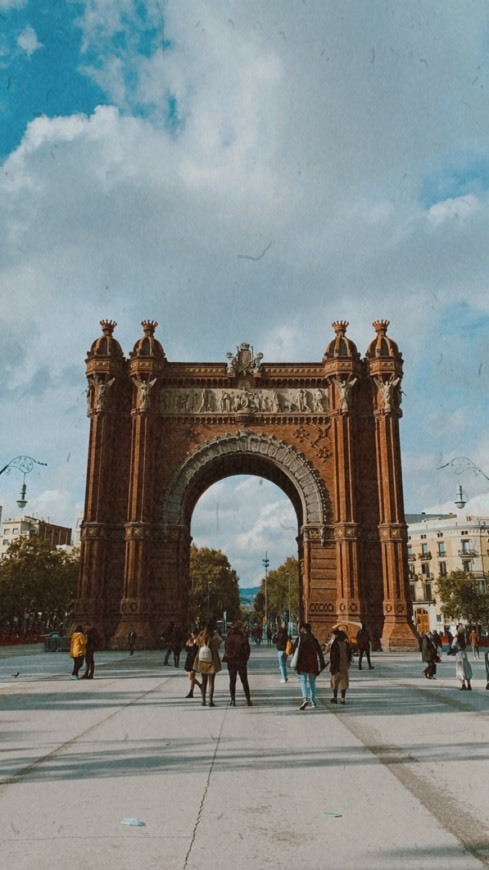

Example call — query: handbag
[198,644,213,663]
[290,638,300,670]
[285,638,294,657]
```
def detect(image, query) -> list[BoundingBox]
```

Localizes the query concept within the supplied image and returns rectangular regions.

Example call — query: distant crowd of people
[67,618,488,704]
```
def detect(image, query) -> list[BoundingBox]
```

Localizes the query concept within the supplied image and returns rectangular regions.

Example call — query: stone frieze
[160,386,328,415]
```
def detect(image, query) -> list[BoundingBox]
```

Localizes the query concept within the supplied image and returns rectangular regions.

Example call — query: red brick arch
[75,322,417,650]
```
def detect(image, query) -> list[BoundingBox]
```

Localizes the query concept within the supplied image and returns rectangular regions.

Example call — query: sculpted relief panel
[160,386,328,416]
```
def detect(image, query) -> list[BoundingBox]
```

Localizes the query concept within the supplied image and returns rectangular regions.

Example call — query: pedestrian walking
[128,629,137,655]
[273,625,289,683]
[69,625,87,680]
[469,627,480,658]
[223,622,252,706]
[81,626,99,679]
[162,621,175,665]
[184,631,201,698]
[329,628,352,704]
[432,629,443,652]
[170,624,184,667]
[421,631,438,679]
[194,620,223,707]
[291,622,325,710]
[451,625,472,691]
[356,623,374,670]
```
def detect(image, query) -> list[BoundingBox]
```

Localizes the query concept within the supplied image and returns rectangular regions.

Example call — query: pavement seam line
[183,711,227,869]
[337,712,489,868]
[0,679,170,793]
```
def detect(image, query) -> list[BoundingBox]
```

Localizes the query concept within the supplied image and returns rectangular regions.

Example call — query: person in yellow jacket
[69,625,87,680]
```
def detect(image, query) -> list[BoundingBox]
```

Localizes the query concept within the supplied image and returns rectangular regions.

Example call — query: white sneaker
[280,678,286,683]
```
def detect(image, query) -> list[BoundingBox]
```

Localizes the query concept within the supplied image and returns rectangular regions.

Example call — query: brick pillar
[323,321,365,625]
[112,322,166,648]
[75,321,127,644]
[366,321,417,650]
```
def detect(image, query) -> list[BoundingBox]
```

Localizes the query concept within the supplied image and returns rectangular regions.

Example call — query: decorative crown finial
[372,320,390,334]
[141,320,158,336]
[332,321,349,334]
[100,320,117,335]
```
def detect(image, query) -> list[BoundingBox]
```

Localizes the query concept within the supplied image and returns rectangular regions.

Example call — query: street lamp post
[437,457,489,509]
[262,552,270,640]
[0,456,47,509]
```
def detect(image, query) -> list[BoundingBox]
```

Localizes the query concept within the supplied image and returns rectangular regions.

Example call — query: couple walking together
[186,620,252,707]
[290,623,352,709]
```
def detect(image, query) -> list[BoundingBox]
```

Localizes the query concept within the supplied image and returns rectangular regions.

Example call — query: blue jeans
[298,672,317,702]
[278,651,288,680]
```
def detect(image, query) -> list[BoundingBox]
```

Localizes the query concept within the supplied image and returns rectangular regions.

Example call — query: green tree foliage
[436,570,489,627]
[254,556,299,628]
[0,536,80,635]
[189,545,241,623]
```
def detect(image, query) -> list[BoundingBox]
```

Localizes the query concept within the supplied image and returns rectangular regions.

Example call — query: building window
[439,561,447,576]
[461,540,471,554]
[462,560,471,573]
[437,542,446,556]
[421,563,430,576]
[437,532,443,538]
[421,534,427,540]
[423,582,432,601]
[421,543,429,555]
[410,583,416,601]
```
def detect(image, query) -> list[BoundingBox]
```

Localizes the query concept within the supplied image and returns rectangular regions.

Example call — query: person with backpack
[291,622,325,710]
[223,622,253,706]
[193,620,223,707]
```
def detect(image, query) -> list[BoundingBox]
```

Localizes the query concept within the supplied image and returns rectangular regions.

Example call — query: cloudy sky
[1,1,489,586]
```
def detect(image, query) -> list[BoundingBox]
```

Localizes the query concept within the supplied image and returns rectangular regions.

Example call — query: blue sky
[1,1,489,585]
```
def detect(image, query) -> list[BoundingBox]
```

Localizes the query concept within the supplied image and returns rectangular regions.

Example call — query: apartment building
[406,513,489,634]
[0,513,72,557]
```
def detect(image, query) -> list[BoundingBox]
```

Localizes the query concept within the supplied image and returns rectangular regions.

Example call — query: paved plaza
[0,643,488,870]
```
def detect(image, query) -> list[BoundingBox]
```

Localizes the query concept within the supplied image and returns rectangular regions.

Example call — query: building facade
[0,514,72,556]
[75,319,418,651]
[407,513,489,633]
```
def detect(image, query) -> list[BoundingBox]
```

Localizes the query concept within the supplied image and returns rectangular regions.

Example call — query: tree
[189,545,241,624]
[254,556,299,629]
[0,536,80,635]
[436,570,489,628]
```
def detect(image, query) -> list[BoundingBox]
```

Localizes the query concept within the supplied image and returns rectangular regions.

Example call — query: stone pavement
[0,643,488,870]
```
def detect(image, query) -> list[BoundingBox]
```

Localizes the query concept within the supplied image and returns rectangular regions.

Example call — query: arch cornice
[162,430,329,528]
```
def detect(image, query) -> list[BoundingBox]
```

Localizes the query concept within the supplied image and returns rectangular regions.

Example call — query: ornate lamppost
[0,456,47,509]
[437,457,489,509]
[262,552,270,639]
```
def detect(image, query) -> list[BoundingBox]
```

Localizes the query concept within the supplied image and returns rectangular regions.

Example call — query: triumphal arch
[75,319,417,650]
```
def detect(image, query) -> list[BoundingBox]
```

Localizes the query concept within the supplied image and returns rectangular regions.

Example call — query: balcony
[458,548,478,557]
[408,553,416,561]
[419,551,432,561]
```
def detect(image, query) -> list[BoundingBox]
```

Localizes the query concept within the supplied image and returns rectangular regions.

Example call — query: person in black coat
[81,626,99,679]
[223,623,252,706]
[421,632,438,679]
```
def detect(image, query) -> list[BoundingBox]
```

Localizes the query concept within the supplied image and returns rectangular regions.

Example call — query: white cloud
[427,194,479,227]
[17,25,42,56]
[0,0,27,9]
[2,3,489,567]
